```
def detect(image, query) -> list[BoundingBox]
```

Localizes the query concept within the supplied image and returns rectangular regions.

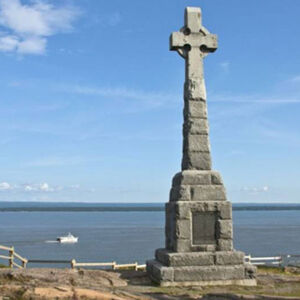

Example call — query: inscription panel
[192,212,216,245]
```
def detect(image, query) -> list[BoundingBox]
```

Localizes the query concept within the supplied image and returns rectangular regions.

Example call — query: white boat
[57,233,78,243]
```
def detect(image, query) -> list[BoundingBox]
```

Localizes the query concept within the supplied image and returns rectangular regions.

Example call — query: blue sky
[0,0,299,203]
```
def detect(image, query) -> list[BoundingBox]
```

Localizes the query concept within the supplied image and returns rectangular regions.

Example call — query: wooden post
[71,259,76,269]
[9,247,14,268]
[22,259,27,269]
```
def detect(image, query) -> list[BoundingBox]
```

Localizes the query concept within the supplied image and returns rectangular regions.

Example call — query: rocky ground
[0,266,300,299]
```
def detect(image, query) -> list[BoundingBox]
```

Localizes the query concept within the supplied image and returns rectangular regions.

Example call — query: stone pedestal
[147,7,256,286]
[147,171,256,286]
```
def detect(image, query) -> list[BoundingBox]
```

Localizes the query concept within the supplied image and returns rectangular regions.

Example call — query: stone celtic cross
[147,7,256,286]
[170,7,218,171]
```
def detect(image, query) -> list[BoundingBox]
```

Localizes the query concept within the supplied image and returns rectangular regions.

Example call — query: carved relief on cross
[170,7,218,80]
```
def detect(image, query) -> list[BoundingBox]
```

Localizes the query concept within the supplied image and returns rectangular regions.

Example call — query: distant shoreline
[0,203,300,212]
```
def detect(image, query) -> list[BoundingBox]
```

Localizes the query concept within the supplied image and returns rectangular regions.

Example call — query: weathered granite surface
[0,267,299,299]
[147,6,256,286]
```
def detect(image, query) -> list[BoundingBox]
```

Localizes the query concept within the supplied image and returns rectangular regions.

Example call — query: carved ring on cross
[170,7,218,60]
[176,26,216,58]
[176,26,215,59]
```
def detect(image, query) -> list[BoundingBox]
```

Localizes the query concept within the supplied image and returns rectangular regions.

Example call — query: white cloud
[24,156,92,167]
[71,86,172,102]
[64,85,179,112]
[0,181,90,198]
[262,186,269,192]
[290,75,300,83]
[0,182,11,190]
[241,186,269,193]
[209,93,300,104]
[24,185,34,191]
[0,0,80,55]
[0,34,18,51]
[39,182,50,191]
[17,36,46,54]
[24,182,59,192]
[70,184,80,190]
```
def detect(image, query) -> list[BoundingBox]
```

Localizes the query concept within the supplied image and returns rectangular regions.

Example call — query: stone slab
[175,219,190,239]
[172,170,211,186]
[215,251,244,265]
[217,239,233,251]
[174,238,191,252]
[168,200,231,216]
[173,265,245,282]
[182,151,212,170]
[156,248,215,267]
[184,134,210,152]
[169,185,191,201]
[170,185,228,202]
[245,263,257,279]
[184,100,207,119]
[191,185,227,201]
[217,220,233,239]
[192,211,216,244]
[184,79,206,101]
[165,201,234,252]
[170,185,229,202]
[147,260,254,285]
[219,202,232,219]
[159,278,256,287]
[156,249,245,267]
[184,118,209,135]
[211,172,223,185]
[172,170,224,187]
[146,260,174,282]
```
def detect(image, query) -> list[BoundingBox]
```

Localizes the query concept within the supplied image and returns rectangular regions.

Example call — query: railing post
[22,259,27,269]
[280,255,287,267]
[71,259,76,269]
[9,247,14,268]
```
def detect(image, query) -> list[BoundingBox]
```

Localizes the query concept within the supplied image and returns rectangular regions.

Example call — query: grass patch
[258,265,300,276]
[257,265,286,274]
[0,263,8,268]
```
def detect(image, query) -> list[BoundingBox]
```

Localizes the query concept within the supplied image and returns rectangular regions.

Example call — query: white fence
[71,259,146,270]
[2,244,300,269]
[245,254,300,267]
[245,255,282,266]
[0,245,27,269]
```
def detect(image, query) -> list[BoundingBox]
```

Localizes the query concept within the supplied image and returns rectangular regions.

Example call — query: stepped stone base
[147,250,256,286]
[147,169,257,286]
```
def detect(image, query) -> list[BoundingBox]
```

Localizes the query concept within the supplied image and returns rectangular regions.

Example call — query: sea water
[0,203,299,267]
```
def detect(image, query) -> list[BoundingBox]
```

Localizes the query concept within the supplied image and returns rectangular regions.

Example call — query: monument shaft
[147,7,256,286]
[170,7,217,171]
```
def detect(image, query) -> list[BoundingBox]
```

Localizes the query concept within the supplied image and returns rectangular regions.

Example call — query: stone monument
[147,7,256,286]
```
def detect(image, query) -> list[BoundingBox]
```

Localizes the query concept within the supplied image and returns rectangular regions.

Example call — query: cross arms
[170,7,218,57]
[170,31,217,52]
